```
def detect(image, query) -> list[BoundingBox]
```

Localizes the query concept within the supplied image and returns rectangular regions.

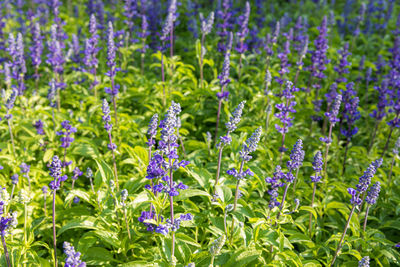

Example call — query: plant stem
[123,207,131,241]
[200,34,205,89]
[170,23,174,72]
[108,132,119,191]
[10,185,15,202]
[168,143,175,258]
[388,155,396,190]
[212,146,224,198]
[44,196,47,216]
[368,119,380,154]
[329,204,356,267]
[229,160,244,243]
[309,182,317,236]
[238,41,244,80]
[1,235,11,267]
[7,116,16,158]
[381,126,394,158]
[161,51,166,106]
[292,168,300,198]
[89,178,95,194]
[362,205,370,233]
[342,139,350,175]
[277,182,290,221]
[214,99,223,144]
[52,190,58,267]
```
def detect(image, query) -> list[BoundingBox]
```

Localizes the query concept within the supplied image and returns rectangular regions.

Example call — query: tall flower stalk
[330,160,378,266]
[31,22,43,95]
[102,99,119,190]
[320,94,342,179]
[199,11,214,88]
[84,14,99,98]
[56,120,76,170]
[48,156,64,267]
[274,81,298,164]
[227,127,261,243]
[309,151,323,235]
[212,101,245,199]
[340,96,360,174]
[105,22,120,127]
[277,139,304,220]
[236,1,250,79]
[388,138,400,189]
[120,189,131,241]
[138,14,150,75]
[46,25,65,111]
[4,89,17,157]
[293,35,308,86]
[140,102,191,264]
[214,32,233,143]
[0,215,12,267]
[362,182,381,233]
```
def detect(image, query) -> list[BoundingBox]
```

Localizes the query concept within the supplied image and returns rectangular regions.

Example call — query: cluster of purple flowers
[340,94,360,140]
[48,156,66,191]
[63,242,86,267]
[84,14,99,85]
[365,181,381,205]
[155,213,193,236]
[216,0,233,53]
[285,139,305,183]
[227,127,261,180]
[275,81,298,141]
[311,151,323,183]
[348,159,381,206]
[217,32,233,101]
[30,22,43,73]
[217,101,245,147]
[334,42,351,83]
[309,16,329,81]
[34,120,45,135]
[235,1,250,54]
[139,102,191,233]
[147,114,158,147]
[57,120,77,149]
[105,22,120,96]
[265,166,285,209]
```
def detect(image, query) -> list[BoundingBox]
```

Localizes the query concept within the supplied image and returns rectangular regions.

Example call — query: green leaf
[225,248,261,267]
[57,216,99,236]
[174,189,211,201]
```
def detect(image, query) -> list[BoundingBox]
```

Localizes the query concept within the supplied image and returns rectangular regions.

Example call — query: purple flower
[63,242,86,267]
[358,256,369,267]
[274,81,298,137]
[0,217,12,236]
[287,139,305,172]
[355,160,379,194]
[265,165,285,209]
[239,127,262,162]
[370,79,388,121]
[311,151,323,183]
[365,181,381,205]
[200,11,214,35]
[84,14,99,75]
[216,0,233,53]
[348,187,362,206]
[34,120,45,135]
[11,174,19,185]
[147,114,158,147]
[20,163,30,174]
[56,120,76,148]
[334,42,351,83]
[31,22,43,68]
[340,97,360,140]
[5,89,17,111]
[308,16,329,80]
[218,33,233,89]
[72,167,83,181]
[102,99,112,132]
[138,210,156,232]
[49,156,62,190]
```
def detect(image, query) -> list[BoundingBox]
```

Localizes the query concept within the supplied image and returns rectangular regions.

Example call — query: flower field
[0,0,400,266]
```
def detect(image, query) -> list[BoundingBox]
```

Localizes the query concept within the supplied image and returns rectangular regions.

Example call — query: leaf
[299,206,318,220]
[57,216,99,236]
[225,248,261,267]
[176,233,201,248]
[174,189,211,201]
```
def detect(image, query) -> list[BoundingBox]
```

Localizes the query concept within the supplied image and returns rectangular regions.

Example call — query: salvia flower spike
[330,160,380,266]
[213,101,246,199]
[227,126,261,242]
[102,98,119,190]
